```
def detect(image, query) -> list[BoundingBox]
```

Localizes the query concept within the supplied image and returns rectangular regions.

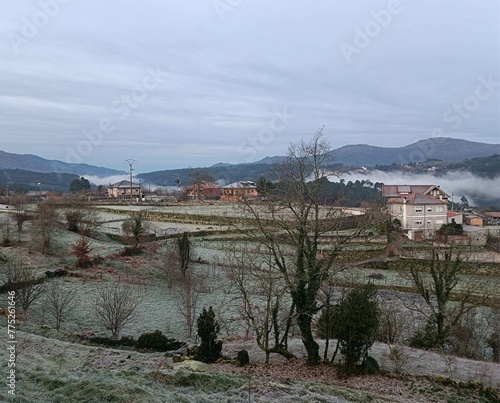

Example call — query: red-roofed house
[382,185,449,240]
[220,181,258,201]
[185,183,222,200]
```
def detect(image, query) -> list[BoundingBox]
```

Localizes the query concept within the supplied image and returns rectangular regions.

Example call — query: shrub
[136,330,185,351]
[195,307,222,363]
[335,284,379,376]
[120,246,143,256]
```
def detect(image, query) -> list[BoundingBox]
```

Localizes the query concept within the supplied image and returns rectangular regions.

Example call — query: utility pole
[125,159,135,201]
[451,192,454,212]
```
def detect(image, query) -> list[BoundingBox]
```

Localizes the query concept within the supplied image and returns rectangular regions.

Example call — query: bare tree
[405,248,486,349]
[167,233,203,338]
[222,244,295,363]
[33,202,59,254]
[174,267,204,338]
[376,299,411,373]
[190,169,215,201]
[11,193,29,233]
[4,260,45,314]
[487,308,500,362]
[94,282,141,339]
[0,215,13,246]
[236,130,378,364]
[44,281,78,331]
[63,202,99,235]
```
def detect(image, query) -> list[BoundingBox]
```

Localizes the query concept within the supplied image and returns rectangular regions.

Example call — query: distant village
[1,178,499,248]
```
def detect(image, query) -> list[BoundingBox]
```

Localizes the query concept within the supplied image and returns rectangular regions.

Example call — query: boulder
[237,350,250,367]
[362,356,380,375]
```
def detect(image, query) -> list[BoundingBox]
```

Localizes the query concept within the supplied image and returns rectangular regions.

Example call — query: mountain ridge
[0,150,126,177]
[254,137,500,166]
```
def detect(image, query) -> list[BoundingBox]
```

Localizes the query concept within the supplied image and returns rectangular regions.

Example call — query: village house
[25,190,58,202]
[107,180,142,199]
[382,184,449,240]
[484,212,500,225]
[464,214,484,226]
[184,183,222,200]
[220,181,258,201]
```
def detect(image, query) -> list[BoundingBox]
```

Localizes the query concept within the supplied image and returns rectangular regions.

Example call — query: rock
[237,350,250,367]
[362,356,380,374]
[165,346,188,357]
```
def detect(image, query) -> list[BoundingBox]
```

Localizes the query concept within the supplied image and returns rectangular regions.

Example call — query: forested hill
[372,154,500,178]
[0,169,79,192]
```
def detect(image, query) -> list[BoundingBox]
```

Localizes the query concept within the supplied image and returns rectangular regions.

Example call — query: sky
[0,0,499,174]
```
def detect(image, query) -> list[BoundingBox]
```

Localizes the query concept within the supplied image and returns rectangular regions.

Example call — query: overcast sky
[1,0,499,173]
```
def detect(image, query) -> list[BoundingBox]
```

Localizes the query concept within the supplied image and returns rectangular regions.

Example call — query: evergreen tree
[195,306,222,363]
[335,284,379,375]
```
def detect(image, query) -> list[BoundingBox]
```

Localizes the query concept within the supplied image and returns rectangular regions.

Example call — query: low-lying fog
[332,170,500,207]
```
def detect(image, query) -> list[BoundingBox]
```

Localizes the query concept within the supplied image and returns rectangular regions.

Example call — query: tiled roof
[110,180,141,188]
[484,212,500,218]
[223,181,257,189]
[387,192,447,205]
[382,185,435,197]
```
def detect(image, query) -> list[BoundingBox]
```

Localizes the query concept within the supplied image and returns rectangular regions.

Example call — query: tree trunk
[297,312,320,364]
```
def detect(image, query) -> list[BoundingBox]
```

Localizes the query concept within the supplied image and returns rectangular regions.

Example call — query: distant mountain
[140,138,500,186]
[254,138,500,167]
[330,138,500,166]
[0,150,126,177]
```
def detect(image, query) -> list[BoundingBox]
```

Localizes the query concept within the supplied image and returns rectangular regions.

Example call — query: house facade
[382,185,449,240]
[107,180,142,198]
[464,215,484,226]
[220,181,258,201]
[184,183,222,200]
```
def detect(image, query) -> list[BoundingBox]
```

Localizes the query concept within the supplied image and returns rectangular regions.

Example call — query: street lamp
[37,182,41,202]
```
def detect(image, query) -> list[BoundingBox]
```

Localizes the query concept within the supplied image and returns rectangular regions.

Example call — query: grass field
[1,204,500,402]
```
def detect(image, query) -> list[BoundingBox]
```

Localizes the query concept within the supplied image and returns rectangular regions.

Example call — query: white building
[382,185,449,240]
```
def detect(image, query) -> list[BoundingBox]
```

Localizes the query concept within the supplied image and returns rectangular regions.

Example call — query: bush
[409,321,441,349]
[80,331,185,352]
[136,330,185,351]
[120,246,143,256]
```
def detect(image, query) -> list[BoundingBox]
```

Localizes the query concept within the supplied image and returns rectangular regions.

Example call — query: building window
[427,207,433,212]
[436,206,444,212]
[415,206,423,213]
[415,221,423,225]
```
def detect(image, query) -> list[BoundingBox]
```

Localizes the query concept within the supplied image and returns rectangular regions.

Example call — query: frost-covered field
[1,206,500,402]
